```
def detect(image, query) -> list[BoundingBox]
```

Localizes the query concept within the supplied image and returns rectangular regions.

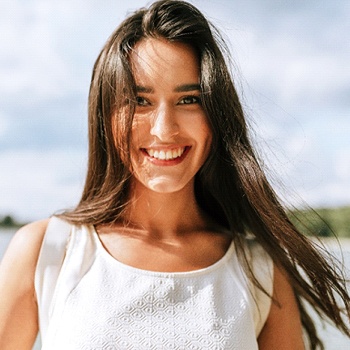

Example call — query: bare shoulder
[0,219,50,280]
[0,219,49,348]
[258,264,304,349]
[14,218,49,244]
[3,219,49,263]
[15,219,50,237]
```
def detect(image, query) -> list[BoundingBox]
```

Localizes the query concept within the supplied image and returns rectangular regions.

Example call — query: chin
[142,177,191,194]
[147,182,184,194]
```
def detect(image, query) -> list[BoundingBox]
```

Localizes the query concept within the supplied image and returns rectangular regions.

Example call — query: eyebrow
[174,83,201,92]
[136,86,153,93]
[136,83,201,93]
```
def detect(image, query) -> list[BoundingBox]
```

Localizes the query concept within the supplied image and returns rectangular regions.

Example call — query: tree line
[0,215,23,228]
[289,206,350,238]
[1,206,350,237]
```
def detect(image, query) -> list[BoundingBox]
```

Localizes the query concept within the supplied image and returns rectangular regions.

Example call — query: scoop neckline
[89,225,235,278]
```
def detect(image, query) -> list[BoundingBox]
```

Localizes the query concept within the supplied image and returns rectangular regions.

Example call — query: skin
[0,38,304,349]
[0,220,47,349]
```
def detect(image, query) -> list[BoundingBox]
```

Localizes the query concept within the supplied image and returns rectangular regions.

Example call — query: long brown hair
[61,1,350,348]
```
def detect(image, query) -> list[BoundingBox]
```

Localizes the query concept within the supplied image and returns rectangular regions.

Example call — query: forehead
[129,38,200,86]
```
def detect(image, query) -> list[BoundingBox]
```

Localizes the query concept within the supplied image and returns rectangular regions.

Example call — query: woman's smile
[141,146,191,165]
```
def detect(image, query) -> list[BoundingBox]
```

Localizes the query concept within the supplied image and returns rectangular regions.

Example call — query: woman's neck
[124,180,209,240]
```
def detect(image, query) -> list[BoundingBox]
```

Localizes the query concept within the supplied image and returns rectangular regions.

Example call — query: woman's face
[127,38,212,194]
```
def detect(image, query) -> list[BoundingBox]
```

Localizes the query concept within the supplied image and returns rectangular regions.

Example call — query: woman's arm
[0,219,49,350]
[258,265,305,350]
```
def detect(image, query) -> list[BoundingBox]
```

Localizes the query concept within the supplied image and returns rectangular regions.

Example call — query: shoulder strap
[34,216,72,338]
[245,239,274,336]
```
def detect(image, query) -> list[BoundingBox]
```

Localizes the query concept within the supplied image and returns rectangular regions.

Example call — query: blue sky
[1,0,349,221]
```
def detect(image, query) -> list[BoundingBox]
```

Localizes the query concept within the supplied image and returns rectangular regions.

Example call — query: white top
[35,217,273,350]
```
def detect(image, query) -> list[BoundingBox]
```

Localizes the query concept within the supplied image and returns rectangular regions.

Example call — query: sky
[0,0,349,222]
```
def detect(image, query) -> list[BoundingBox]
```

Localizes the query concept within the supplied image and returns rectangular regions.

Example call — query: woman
[0,1,349,349]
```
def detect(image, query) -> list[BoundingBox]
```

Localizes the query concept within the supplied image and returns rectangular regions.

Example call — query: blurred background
[0,1,349,348]
[0,0,349,223]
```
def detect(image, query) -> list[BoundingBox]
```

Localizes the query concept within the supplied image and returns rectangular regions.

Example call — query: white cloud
[0,0,95,102]
[0,0,155,106]
[335,149,350,181]
[0,149,86,221]
[276,141,350,208]
[0,113,9,137]
[233,31,350,111]
[218,0,350,116]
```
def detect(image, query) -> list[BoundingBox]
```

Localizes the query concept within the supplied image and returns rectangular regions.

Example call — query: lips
[144,147,187,160]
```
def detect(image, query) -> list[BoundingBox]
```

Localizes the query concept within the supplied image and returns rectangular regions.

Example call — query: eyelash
[179,95,201,105]
[135,95,201,106]
[135,96,149,106]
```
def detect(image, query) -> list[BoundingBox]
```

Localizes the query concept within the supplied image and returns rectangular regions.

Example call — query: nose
[150,104,179,140]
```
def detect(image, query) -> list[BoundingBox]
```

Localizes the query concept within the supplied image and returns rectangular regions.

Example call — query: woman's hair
[61,1,350,348]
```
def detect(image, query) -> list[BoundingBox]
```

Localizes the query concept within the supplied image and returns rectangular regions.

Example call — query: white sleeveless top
[35,217,273,350]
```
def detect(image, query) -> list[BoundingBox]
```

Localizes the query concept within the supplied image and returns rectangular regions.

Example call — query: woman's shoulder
[3,219,50,263]
[14,219,50,257]
[0,219,49,312]
[0,220,50,347]
[236,236,274,302]
[0,219,50,281]
[15,218,50,240]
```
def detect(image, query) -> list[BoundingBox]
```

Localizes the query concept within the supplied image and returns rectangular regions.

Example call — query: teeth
[146,147,185,160]
[165,150,172,160]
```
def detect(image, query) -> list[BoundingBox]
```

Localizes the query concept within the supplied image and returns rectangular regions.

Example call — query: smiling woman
[0,1,349,349]
[128,38,212,194]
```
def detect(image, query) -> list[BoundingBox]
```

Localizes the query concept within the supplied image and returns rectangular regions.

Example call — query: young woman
[0,1,349,349]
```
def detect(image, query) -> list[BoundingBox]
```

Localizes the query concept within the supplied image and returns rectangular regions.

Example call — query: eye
[178,95,201,105]
[136,96,150,106]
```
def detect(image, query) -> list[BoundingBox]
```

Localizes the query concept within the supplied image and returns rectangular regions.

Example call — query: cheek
[112,109,133,165]
[202,119,212,141]
[129,119,152,172]
[198,123,213,165]
[204,133,213,160]
[197,117,213,149]
[130,118,149,152]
